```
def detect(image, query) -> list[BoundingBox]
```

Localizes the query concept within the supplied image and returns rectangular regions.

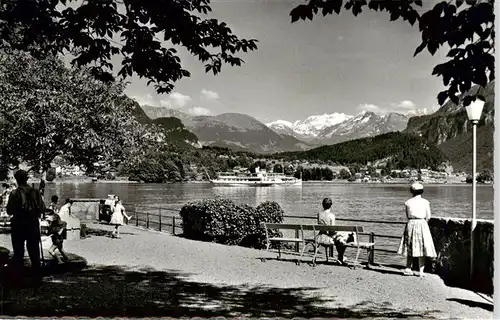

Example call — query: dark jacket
[6,184,45,224]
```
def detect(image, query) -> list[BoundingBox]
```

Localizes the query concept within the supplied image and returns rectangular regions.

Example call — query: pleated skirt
[398,219,437,258]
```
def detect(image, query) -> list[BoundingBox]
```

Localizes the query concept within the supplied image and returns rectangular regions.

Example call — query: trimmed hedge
[179,197,284,249]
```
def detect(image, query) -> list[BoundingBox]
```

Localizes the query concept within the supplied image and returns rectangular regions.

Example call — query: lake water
[44,181,494,266]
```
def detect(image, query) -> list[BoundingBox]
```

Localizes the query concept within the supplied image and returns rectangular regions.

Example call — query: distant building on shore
[54,165,85,177]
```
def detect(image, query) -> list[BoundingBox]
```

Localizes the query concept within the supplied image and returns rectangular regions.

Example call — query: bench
[308,225,375,268]
[260,223,309,264]
[260,222,375,268]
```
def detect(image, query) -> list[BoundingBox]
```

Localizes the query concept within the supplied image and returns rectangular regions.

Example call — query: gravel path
[0,224,492,319]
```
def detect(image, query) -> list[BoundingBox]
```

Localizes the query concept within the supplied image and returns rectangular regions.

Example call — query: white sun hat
[411,182,424,191]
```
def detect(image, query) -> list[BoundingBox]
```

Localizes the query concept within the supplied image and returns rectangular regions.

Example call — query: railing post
[135,205,139,227]
[172,216,176,235]
[159,208,162,232]
[369,232,375,265]
[295,229,299,252]
[146,211,149,229]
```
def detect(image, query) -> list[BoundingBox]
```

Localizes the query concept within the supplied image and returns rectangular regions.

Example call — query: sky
[122,0,448,124]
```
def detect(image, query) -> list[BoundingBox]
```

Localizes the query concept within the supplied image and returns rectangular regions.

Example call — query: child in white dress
[110,198,131,238]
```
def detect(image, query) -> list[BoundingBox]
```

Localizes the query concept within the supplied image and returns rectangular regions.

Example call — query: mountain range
[142,105,414,151]
[266,111,411,144]
[136,82,494,172]
[140,105,311,154]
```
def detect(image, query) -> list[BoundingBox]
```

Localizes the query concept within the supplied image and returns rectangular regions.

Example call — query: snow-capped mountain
[292,112,353,136]
[316,111,409,144]
[265,120,296,136]
[267,112,352,142]
[267,110,410,145]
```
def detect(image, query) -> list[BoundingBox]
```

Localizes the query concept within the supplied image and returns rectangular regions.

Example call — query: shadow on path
[86,227,137,238]
[256,257,406,277]
[446,298,493,312]
[0,264,442,318]
[0,253,88,289]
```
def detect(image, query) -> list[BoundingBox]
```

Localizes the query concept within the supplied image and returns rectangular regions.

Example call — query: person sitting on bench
[317,197,355,265]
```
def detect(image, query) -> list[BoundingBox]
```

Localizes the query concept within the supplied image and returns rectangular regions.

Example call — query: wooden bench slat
[261,223,304,229]
[269,237,304,242]
[261,222,364,233]
[303,225,364,232]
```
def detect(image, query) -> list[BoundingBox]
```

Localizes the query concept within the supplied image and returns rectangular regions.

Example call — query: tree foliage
[45,167,57,182]
[249,160,272,173]
[338,168,351,179]
[290,0,494,107]
[0,50,153,173]
[272,163,283,173]
[475,169,493,183]
[118,142,259,183]
[293,166,335,181]
[0,0,258,94]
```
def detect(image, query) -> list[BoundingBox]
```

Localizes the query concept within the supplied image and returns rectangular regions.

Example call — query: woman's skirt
[110,212,124,226]
[398,219,437,258]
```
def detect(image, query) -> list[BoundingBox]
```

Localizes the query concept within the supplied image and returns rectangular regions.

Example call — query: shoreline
[10,175,490,186]
[30,179,485,186]
[26,178,139,184]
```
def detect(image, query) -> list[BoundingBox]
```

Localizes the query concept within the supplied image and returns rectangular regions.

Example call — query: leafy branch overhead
[0,0,258,94]
[0,50,159,173]
[290,0,495,107]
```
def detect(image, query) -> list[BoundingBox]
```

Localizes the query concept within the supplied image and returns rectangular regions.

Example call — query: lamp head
[465,96,485,122]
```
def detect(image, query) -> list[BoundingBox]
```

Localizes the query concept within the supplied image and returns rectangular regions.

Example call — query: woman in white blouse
[317,198,355,265]
[58,198,74,223]
[398,182,437,277]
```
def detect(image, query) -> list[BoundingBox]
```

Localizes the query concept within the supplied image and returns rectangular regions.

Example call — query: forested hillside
[405,82,494,173]
[438,124,493,173]
[127,98,199,147]
[276,132,448,170]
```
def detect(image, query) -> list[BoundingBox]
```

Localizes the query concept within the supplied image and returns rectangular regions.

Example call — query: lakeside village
[39,157,489,185]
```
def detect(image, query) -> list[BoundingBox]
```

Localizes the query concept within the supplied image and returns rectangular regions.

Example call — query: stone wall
[71,201,100,222]
[427,217,493,294]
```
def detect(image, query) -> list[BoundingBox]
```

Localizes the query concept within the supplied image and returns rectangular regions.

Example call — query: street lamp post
[465,97,485,280]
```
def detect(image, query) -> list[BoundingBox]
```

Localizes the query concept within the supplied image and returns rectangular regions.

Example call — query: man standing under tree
[6,170,46,287]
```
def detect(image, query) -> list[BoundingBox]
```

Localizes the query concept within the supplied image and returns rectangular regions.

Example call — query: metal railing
[71,199,407,266]
[131,206,180,235]
[126,205,406,266]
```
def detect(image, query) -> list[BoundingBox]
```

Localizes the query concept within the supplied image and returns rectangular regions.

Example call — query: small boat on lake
[209,167,302,187]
